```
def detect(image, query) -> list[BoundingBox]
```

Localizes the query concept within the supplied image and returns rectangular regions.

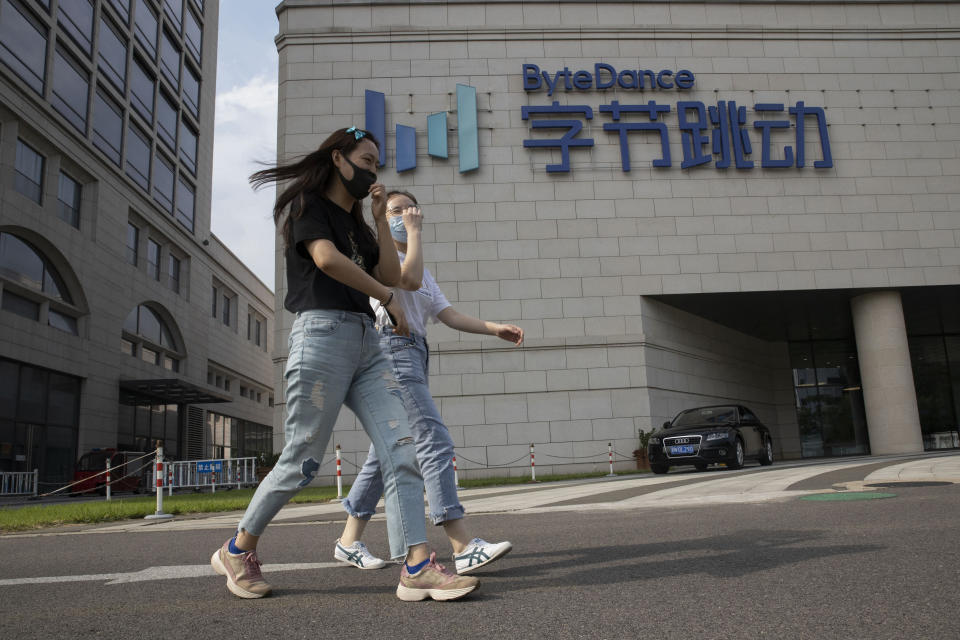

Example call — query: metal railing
[0,469,38,496]
[145,457,258,493]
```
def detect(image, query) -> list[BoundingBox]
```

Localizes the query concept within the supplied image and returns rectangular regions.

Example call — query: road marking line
[0,562,342,587]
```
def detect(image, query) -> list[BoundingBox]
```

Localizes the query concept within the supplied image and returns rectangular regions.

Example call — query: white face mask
[388,215,407,242]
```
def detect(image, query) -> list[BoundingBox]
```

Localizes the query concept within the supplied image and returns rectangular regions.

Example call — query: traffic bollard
[144,444,172,520]
[336,445,343,500]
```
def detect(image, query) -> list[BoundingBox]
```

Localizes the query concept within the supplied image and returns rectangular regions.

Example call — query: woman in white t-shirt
[336,190,524,575]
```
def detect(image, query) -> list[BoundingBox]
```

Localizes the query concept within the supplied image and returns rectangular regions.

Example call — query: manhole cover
[800,492,896,501]
[865,482,952,488]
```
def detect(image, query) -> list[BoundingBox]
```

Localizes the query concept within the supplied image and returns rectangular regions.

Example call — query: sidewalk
[49,450,957,537]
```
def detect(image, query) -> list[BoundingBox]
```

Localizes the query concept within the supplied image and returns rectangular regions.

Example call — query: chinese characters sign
[521,63,833,173]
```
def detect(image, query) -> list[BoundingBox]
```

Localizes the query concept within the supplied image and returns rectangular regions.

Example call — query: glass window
[179,121,197,175]
[121,337,135,356]
[146,238,160,280]
[106,0,129,25]
[159,29,179,88]
[0,0,48,94]
[130,57,155,121]
[51,47,89,132]
[18,366,47,422]
[57,172,81,228]
[92,87,123,165]
[14,139,44,204]
[184,7,201,62]
[153,152,174,212]
[211,284,217,317]
[163,355,179,372]
[246,313,251,339]
[0,359,18,417]
[0,233,71,305]
[133,2,157,58]
[122,304,179,352]
[157,90,177,150]
[125,122,151,190]
[167,255,180,293]
[175,176,194,232]
[1,290,39,320]
[0,232,42,289]
[182,64,199,117]
[163,0,182,33]
[255,319,262,347]
[126,222,138,265]
[222,294,230,326]
[47,373,78,426]
[48,310,77,335]
[910,336,958,450]
[97,15,127,91]
[141,345,159,365]
[57,0,93,55]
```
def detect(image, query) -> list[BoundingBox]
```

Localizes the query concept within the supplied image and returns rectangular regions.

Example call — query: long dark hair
[250,127,381,249]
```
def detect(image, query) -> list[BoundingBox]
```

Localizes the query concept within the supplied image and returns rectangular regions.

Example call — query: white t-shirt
[371,251,451,337]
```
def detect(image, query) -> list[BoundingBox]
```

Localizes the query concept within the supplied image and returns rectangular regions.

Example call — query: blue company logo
[521,62,833,173]
[523,63,695,95]
[364,86,479,174]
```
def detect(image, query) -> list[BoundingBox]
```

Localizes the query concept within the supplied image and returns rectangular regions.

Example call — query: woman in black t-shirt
[210,128,478,602]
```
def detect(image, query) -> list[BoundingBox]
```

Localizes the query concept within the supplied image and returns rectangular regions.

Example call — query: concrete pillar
[850,291,924,455]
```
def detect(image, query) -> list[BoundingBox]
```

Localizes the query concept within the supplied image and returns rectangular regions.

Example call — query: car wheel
[694,463,708,472]
[651,464,669,475]
[758,438,774,466]
[727,439,745,470]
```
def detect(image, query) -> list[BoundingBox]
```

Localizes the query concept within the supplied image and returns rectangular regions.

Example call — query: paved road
[2,454,959,639]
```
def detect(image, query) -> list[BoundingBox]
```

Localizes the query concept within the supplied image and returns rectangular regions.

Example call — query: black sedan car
[647,405,774,474]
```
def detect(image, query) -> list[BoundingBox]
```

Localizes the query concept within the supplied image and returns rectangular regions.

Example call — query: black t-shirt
[283,196,380,317]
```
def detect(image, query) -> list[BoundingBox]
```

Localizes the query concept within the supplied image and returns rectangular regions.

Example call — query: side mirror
[662,421,671,429]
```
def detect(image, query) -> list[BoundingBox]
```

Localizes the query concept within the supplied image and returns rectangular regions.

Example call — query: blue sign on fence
[197,460,222,474]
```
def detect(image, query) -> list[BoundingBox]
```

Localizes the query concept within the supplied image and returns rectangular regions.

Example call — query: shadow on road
[466,529,880,595]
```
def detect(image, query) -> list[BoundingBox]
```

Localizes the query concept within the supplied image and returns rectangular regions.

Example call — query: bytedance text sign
[521,62,833,173]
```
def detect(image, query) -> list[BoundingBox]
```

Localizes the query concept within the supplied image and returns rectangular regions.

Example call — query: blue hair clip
[346,126,366,140]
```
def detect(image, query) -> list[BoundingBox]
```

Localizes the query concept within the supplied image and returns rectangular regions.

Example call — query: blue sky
[211,3,281,290]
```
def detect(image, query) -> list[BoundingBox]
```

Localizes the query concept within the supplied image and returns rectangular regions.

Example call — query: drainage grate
[800,492,896,501]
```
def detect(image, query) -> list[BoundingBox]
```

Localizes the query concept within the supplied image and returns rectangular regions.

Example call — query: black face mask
[336,155,377,200]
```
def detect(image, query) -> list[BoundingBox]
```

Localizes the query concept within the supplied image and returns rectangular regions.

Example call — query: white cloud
[210,75,278,290]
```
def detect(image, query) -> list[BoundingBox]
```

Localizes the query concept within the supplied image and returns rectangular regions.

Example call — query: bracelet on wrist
[382,291,394,306]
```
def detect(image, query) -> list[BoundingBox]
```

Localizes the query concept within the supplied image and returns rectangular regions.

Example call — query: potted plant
[633,428,654,471]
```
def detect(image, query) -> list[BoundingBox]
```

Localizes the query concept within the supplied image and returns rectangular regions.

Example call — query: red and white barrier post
[530,443,536,482]
[335,444,343,500]
[144,444,172,520]
[607,442,615,477]
[105,457,111,502]
[452,455,459,488]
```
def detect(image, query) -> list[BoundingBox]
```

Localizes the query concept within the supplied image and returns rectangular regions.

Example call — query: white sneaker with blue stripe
[334,539,386,570]
[452,538,512,575]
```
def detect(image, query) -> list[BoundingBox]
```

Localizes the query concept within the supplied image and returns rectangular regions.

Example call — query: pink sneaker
[210,539,272,599]
[396,552,479,601]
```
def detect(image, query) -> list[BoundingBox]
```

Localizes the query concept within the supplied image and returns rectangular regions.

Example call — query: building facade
[0,0,275,487]
[274,0,960,481]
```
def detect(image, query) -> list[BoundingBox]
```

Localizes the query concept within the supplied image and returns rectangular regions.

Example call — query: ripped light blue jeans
[238,310,427,559]
[342,330,465,526]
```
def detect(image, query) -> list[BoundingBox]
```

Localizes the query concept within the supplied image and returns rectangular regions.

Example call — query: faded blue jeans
[342,330,465,526]
[239,310,427,559]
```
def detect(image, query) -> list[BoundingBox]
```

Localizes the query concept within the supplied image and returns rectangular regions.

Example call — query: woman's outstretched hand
[494,323,524,345]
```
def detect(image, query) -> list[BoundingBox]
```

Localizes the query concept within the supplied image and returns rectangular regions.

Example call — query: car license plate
[670,445,695,455]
